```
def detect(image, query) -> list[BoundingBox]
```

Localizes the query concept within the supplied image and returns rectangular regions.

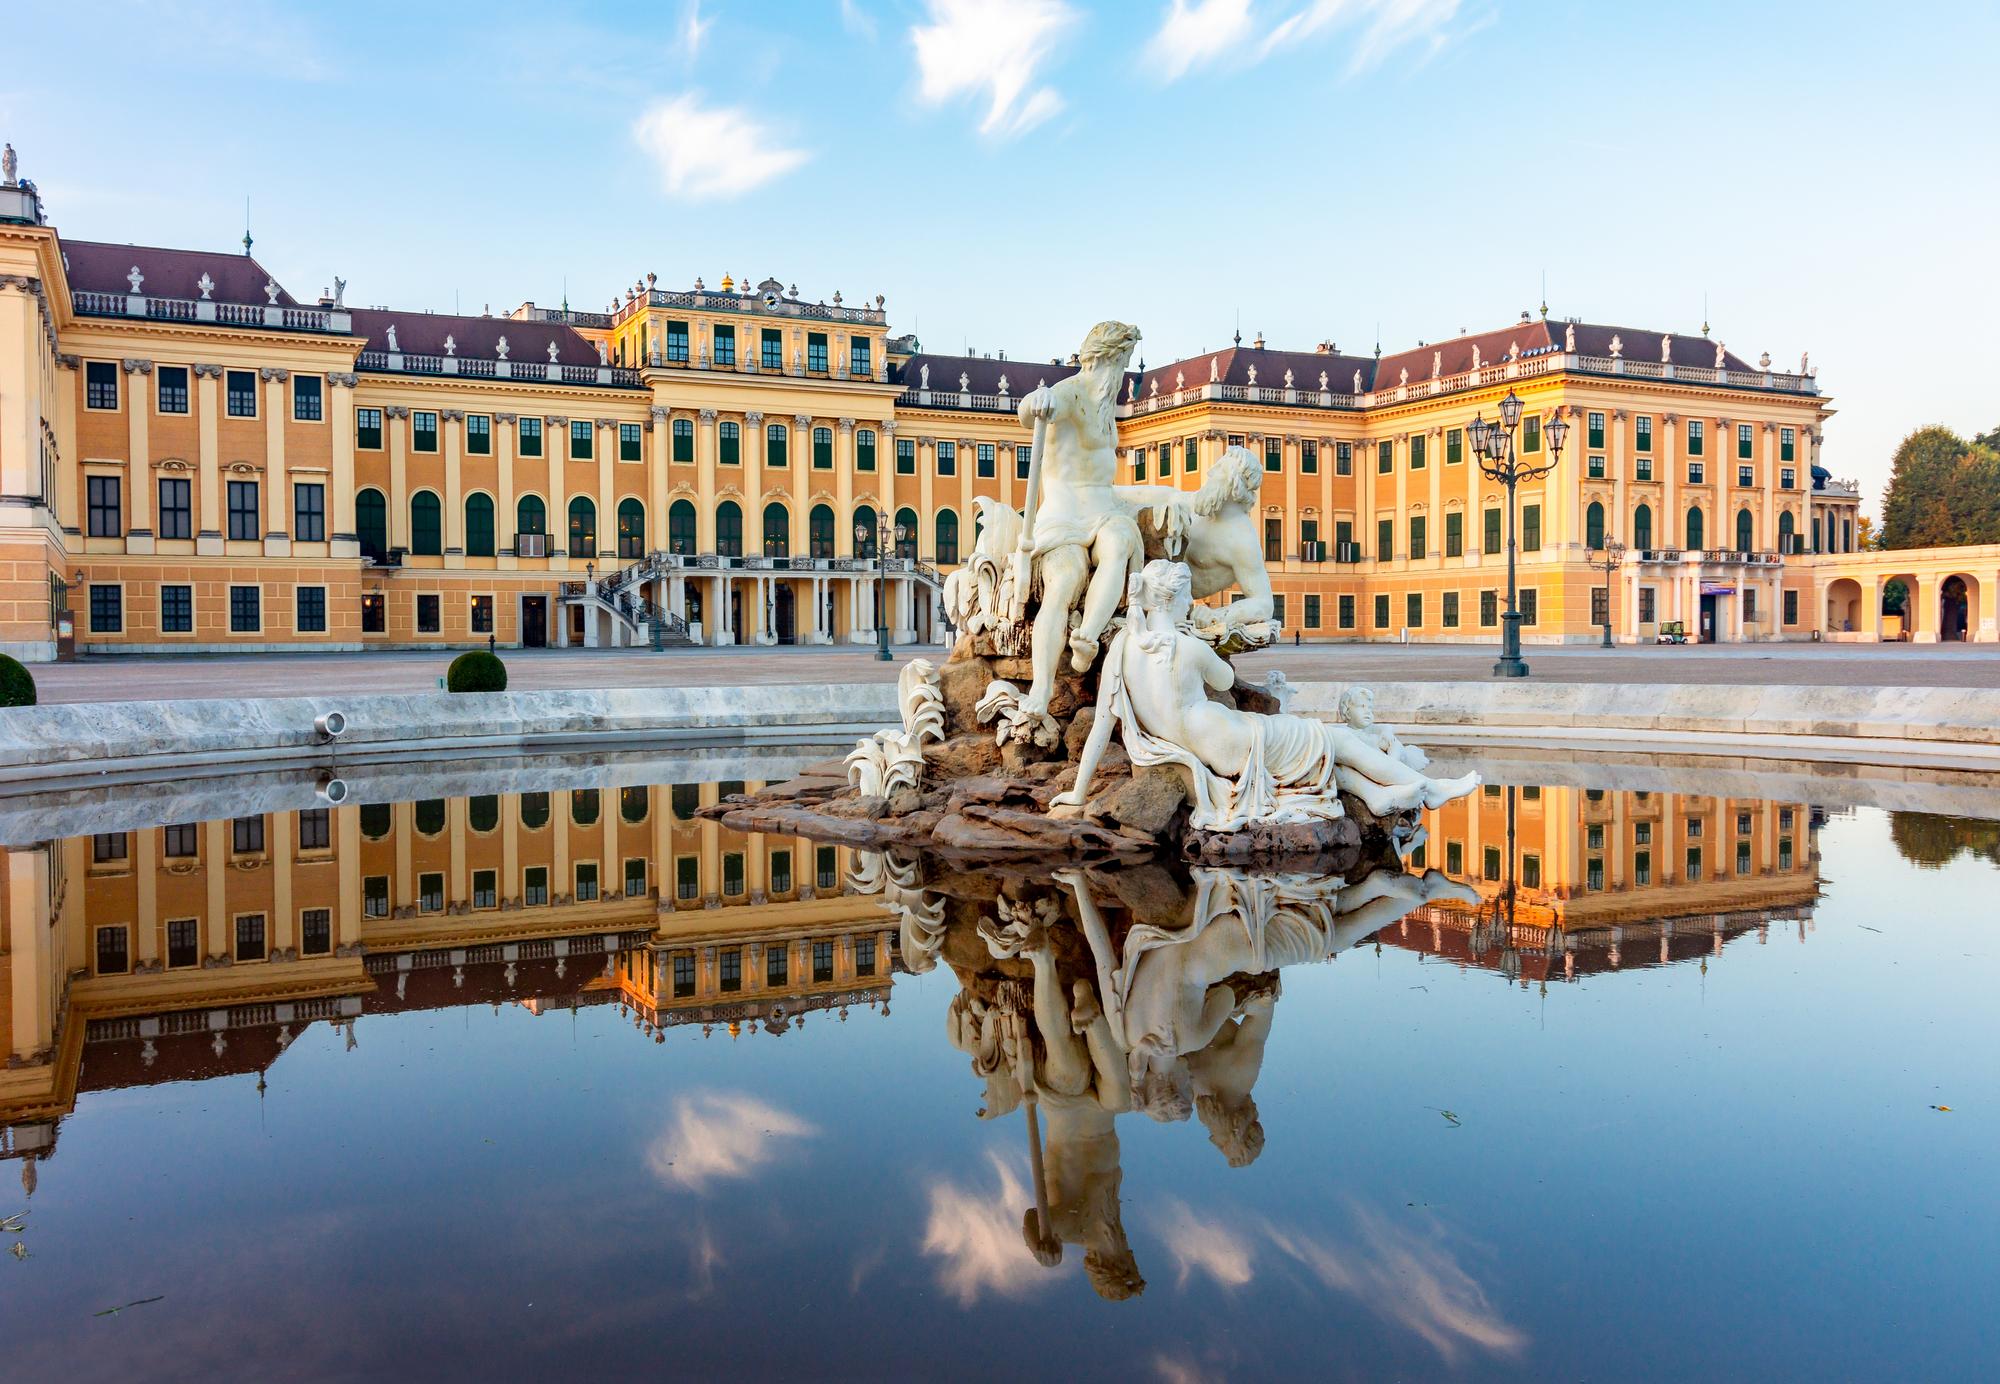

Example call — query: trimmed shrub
[0,654,35,708]
[446,650,508,693]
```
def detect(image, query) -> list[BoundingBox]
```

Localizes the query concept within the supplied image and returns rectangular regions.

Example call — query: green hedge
[446,650,508,693]
[0,654,35,708]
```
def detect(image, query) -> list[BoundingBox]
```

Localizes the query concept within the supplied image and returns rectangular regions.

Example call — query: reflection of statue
[1011,321,1147,722]
[1059,562,1478,829]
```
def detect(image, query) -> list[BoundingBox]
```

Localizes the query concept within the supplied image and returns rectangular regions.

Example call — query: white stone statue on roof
[443,334,456,357]
[1661,333,1673,362]
[598,339,610,365]
[127,265,143,293]
[960,370,970,392]
[386,324,399,353]
[1,144,15,187]
[548,340,560,364]
[1610,334,1623,358]
[1564,323,1575,352]
[920,363,930,389]
[197,272,214,301]
[1283,368,1294,388]
[1318,370,1328,391]
[1352,369,1361,394]
[1715,341,1726,368]
[1432,349,1442,377]
[998,374,1010,395]
[1471,344,1481,370]
[265,279,280,305]
[1246,364,1257,386]
[1399,366,1409,386]
[1209,356,1220,383]
[497,335,509,360]
[1508,341,1520,361]
[1175,370,1185,391]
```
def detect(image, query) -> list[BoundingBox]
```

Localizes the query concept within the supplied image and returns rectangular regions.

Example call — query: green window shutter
[1377,440,1393,473]
[1446,429,1462,464]
[1376,518,1393,559]
[856,430,876,471]
[1409,515,1425,558]
[1483,508,1501,554]
[1445,511,1463,557]
[1410,435,1425,469]
[1523,504,1541,552]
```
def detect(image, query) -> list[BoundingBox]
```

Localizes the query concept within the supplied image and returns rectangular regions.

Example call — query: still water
[2,765,1995,1381]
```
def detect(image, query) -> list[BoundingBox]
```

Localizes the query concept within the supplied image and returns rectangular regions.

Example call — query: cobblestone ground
[21,640,2000,704]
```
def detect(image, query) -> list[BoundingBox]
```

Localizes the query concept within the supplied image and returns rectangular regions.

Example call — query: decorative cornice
[493,412,517,424]
[649,405,669,421]
[191,363,225,379]
[385,405,411,419]
[121,358,153,374]
[440,408,466,422]
[698,408,718,423]
[837,417,855,432]
[258,366,291,382]
[327,371,359,388]
[794,413,813,428]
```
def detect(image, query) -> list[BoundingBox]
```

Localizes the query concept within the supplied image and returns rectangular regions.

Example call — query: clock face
[762,292,780,309]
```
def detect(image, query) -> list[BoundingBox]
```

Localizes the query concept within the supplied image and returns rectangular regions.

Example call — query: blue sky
[6,0,1997,505]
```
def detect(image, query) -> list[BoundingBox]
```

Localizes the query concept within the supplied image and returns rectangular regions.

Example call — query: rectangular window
[163,917,199,969]
[713,325,736,366]
[92,831,129,864]
[1445,841,1463,875]
[96,925,130,975]
[524,865,549,907]
[1406,592,1423,627]
[977,442,995,478]
[624,857,648,898]
[86,360,119,410]
[1377,439,1393,474]
[1780,467,1795,490]
[1780,427,1796,462]
[1410,434,1427,469]
[718,421,740,465]
[813,940,834,983]
[1738,464,1754,487]
[1376,518,1393,561]
[1737,423,1754,459]
[1272,593,1285,627]
[1300,439,1318,474]
[518,416,543,456]
[674,856,699,902]
[1482,846,1502,882]
[1480,589,1498,627]
[415,593,440,634]
[233,914,267,963]
[896,439,916,474]
[856,936,877,976]
[470,594,493,634]
[1588,412,1605,449]
[293,585,325,633]
[1783,589,1799,625]
[1588,454,1606,478]
[1185,437,1199,474]
[812,427,834,469]
[356,407,383,449]
[668,417,694,463]
[1688,460,1705,485]
[294,482,325,541]
[460,414,490,456]
[1687,419,1704,455]
[1522,416,1541,453]
[225,369,257,417]
[161,583,193,632]
[719,949,743,992]
[761,942,787,986]
[231,813,264,854]
[1482,507,1501,555]
[856,429,876,471]
[761,328,783,370]
[665,320,690,362]
[229,583,260,632]
[157,365,189,413]
[1338,593,1355,629]
[1295,594,1316,629]
[619,423,642,461]
[766,423,788,466]
[1636,455,1653,481]
[163,823,198,857]
[1522,504,1541,552]
[570,420,592,458]
[1408,514,1426,559]
[1442,591,1460,627]
[816,845,838,891]
[412,411,439,452]
[1017,444,1032,480]
[87,474,122,537]
[158,476,192,539]
[1373,593,1390,628]
[576,863,606,902]
[90,582,123,632]
[671,952,696,998]
[1264,437,1282,473]
[1519,588,1538,625]
[1522,854,1543,889]
[1445,510,1464,558]
[292,375,323,422]
[467,868,496,910]
[1639,587,1657,624]
[1635,416,1653,452]
[363,874,390,918]
[227,479,259,541]
[936,441,956,476]
[1445,429,1463,465]
[1591,587,1609,625]
[806,331,828,373]
[298,807,331,850]
[1134,448,1146,484]
[723,852,745,896]
[1686,847,1703,881]
[417,871,444,912]
[850,337,872,377]
[300,908,332,956]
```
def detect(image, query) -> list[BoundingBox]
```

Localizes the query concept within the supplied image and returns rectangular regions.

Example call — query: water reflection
[1888,811,2000,870]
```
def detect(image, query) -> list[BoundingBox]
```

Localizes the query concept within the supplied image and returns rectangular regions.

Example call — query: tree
[1881,425,2000,548]
[1855,514,1881,550]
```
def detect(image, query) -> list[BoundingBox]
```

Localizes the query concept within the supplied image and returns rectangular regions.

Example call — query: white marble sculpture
[1117,445,1276,643]
[1056,561,1478,830]
[1336,686,1427,770]
[846,660,946,793]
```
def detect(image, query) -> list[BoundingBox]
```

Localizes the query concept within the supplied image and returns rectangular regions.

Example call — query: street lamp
[1473,390,1566,677]
[1592,536,1628,648]
[856,515,909,662]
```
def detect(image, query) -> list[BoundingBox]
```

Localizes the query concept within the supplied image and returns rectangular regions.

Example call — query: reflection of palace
[0,780,897,1180]
[1390,785,1822,983]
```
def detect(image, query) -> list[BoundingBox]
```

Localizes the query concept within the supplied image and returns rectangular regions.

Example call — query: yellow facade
[2,169,1868,661]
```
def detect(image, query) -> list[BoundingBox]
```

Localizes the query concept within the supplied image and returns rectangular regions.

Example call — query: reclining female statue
[1053,559,1479,831]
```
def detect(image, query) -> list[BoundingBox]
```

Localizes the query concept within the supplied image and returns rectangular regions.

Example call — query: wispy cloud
[680,0,713,59]
[910,0,1079,138]
[840,0,879,42]
[1153,1198,1256,1290]
[646,1091,818,1191]
[1145,0,1464,80]
[920,1152,1051,1305]
[631,94,809,201]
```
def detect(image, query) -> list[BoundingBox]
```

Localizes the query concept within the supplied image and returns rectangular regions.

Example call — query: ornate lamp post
[1593,536,1627,648]
[857,515,909,662]
[1470,391,1566,677]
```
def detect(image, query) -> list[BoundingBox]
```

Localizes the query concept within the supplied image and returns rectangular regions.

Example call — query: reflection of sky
[10,805,1999,1381]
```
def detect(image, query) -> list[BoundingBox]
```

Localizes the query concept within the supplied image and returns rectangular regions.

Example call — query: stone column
[1610,409,1628,549]
[387,406,410,550]
[546,415,567,560]
[442,409,465,557]
[329,372,359,556]
[263,368,290,554]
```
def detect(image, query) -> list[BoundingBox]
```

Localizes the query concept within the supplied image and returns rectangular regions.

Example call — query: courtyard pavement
[20,640,2000,704]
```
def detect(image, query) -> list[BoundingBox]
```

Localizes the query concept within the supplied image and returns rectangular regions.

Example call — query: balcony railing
[354,350,643,389]
[610,287,887,329]
[73,289,353,334]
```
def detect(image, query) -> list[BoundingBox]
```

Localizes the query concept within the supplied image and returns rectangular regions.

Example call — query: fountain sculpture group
[709,320,1480,862]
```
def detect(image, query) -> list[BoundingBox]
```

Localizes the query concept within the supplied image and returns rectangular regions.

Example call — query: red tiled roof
[1137,344,1378,400]
[347,307,603,365]
[895,352,1077,395]
[61,238,303,306]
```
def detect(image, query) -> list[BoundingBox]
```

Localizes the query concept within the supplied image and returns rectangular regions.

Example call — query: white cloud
[631,94,809,201]
[910,0,1078,138]
[920,1152,1052,1306]
[840,0,878,42]
[1153,1197,1256,1289]
[1143,0,1255,80]
[681,0,713,59]
[646,1091,818,1191]
[1145,0,1463,80]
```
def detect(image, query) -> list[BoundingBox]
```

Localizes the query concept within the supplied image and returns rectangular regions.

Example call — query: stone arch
[668,498,697,555]
[1824,576,1863,634]
[616,496,646,558]
[763,500,790,557]
[1942,573,1979,642]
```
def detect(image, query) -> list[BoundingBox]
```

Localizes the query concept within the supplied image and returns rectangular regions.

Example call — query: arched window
[414,799,446,835]
[468,795,499,833]
[516,494,545,539]
[570,788,599,826]
[1685,505,1705,552]
[1735,507,1754,553]
[766,423,788,466]
[669,498,697,555]
[716,500,743,557]
[763,502,790,557]
[359,802,392,839]
[465,494,495,558]
[410,492,442,556]
[718,420,741,465]
[895,506,920,560]
[620,786,649,824]
[617,498,646,558]
[1632,503,1653,552]
[1585,500,1605,550]
[810,503,836,559]
[519,792,549,829]
[671,783,701,820]
[568,497,597,557]
[356,487,388,560]
[936,509,960,565]
[813,426,833,468]
[854,505,878,558]
[1778,510,1797,554]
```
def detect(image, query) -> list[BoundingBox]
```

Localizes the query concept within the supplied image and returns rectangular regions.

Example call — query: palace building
[2,152,1879,662]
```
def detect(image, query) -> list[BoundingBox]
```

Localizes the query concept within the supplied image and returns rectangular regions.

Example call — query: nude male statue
[1011,321,1146,721]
